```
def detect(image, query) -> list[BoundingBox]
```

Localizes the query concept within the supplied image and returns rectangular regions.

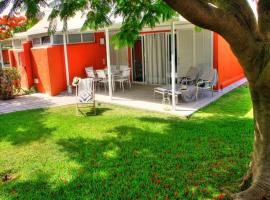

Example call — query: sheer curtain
[177,29,194,77]
[144,33,167,84]
[176,28,212,76]
[109,32,129,66]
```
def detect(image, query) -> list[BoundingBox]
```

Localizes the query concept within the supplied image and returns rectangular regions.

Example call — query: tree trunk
[233,83,270,200]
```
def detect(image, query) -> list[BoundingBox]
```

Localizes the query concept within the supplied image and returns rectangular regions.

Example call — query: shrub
[0,67,20,100]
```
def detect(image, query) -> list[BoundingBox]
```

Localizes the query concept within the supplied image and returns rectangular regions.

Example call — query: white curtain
[177,29,194,77]
[109,32,129,66]
[144,33,167,84]
[176,28,212,76]
[195,29,212,72]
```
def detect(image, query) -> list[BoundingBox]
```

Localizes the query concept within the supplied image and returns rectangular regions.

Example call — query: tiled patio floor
[0,78,246,117]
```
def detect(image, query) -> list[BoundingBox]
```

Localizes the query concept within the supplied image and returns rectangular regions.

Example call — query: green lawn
[0,86,253,200]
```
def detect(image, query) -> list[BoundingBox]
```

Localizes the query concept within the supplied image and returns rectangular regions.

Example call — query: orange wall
[30,32,106,96]
[8,50,16,67]
[65,32,106,83]
[47,46,67,96]
[214,33,245,89]
[2,50,9,64]
[22,42,34,87]
[8,49,31,89]
[31,48,52,94]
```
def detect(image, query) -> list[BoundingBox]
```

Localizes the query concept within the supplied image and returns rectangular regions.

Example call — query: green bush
[0,67,20,100]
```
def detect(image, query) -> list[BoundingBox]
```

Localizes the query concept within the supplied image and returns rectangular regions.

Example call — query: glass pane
[13,40,21,49]
[68,34,81,43]
[32,38,41,46]
[82,33,95,42]
[41,36,51,45]
[53,35,64,45]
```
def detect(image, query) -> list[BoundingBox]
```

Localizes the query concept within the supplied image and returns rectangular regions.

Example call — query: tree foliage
[0,0,176,47]
[2,1,270,200]
[0,15,26,39]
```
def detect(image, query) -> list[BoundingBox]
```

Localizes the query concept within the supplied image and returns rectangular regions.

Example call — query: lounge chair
[73,78,96,115]
[179,66,200,85]
[196,68,218,100]
[154,85,181,104]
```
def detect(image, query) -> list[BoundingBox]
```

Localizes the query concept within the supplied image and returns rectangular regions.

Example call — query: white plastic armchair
[195,69,218,100]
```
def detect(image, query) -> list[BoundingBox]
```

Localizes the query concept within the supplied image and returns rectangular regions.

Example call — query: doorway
[132,37,143,82]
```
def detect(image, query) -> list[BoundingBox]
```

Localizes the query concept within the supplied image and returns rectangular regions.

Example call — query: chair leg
[93,102,96,115]
[122,82,125,92]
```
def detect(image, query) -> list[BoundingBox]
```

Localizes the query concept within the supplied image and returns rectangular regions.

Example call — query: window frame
[12,39,22,49]
[81,32,95,43]
[52,34,64,45]
[41,36,51,45]
[67,33,82,44]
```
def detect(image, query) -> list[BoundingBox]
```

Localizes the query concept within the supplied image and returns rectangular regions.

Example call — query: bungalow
[1,12,244,100]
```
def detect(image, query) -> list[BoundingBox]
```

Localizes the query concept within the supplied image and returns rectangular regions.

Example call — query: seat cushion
[78,91,94,103]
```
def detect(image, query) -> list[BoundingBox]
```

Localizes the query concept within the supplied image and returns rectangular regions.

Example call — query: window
[82,33,95,43]
[41,36,51,45]
[68,34,81,43]
[32,38,41,46]
[13,39,22,49]
[53,35,64,45]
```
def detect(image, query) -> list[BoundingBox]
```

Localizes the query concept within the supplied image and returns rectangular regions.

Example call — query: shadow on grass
[0,106,111,145]
[0,87,254,199]
[0,109,56,145]
[2,114,253,199]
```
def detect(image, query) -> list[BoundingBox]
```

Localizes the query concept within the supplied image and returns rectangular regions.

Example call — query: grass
[0,86,253,200]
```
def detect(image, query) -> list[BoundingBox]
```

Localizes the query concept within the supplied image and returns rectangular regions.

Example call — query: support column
[63,32,72,94]
[0,44,4,68]
[171,22,176,111]
[105,28,113,101]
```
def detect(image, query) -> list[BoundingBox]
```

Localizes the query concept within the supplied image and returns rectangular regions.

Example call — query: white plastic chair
[114,68,131,92]
[96,70,109,92]
[120,65,129,71]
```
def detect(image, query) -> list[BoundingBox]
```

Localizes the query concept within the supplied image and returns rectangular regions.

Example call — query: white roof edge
[12,14,190,38]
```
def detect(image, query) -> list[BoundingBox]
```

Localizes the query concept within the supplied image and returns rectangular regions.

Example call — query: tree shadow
[1,111,252,199]
[0,108,56,145]
[0,87,254,199]
[0,106,112,145]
